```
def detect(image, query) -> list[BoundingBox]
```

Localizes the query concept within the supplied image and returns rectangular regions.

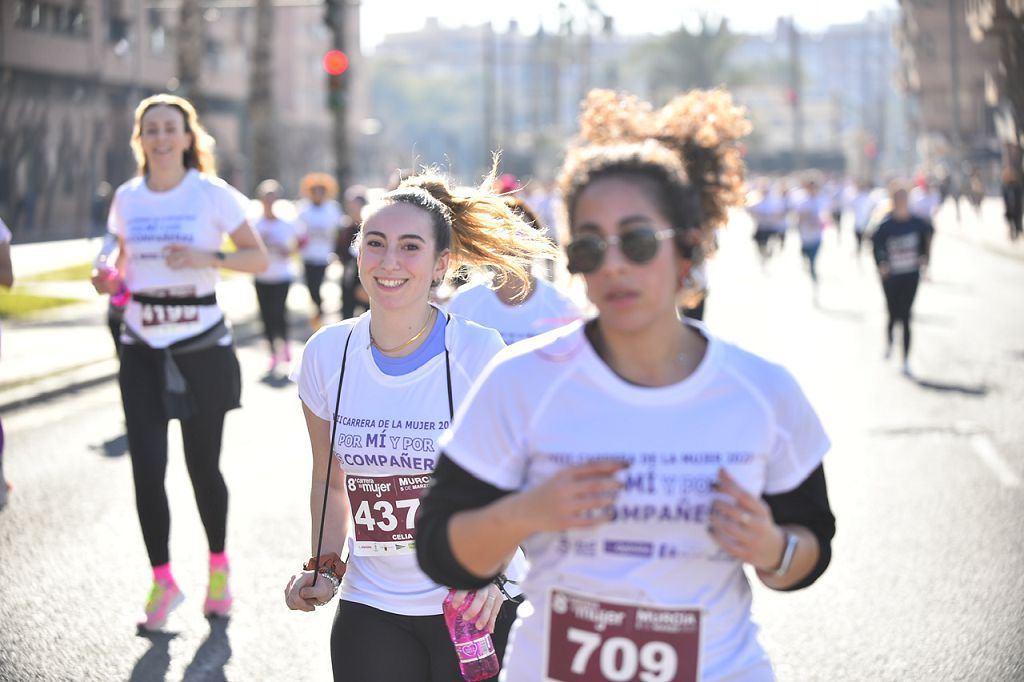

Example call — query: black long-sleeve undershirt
[417,454,835,592]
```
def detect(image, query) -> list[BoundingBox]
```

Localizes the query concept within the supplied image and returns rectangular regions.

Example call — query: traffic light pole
[324,0,351,193]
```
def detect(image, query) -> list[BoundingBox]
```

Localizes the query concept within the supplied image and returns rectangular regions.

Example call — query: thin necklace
[371,308,435,355]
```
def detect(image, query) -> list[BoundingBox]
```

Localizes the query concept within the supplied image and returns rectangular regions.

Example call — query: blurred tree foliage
[367,57,485,180]
[630,15,746,105]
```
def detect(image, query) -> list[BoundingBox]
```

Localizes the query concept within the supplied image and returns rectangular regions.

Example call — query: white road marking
[969,433,1022,489]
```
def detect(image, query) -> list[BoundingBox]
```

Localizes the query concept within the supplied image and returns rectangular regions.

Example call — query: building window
[13,1,89,37]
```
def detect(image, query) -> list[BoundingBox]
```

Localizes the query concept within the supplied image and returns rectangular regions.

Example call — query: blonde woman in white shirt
[418,90,836,682]
[90,94,267,631]
[283,168,557,681]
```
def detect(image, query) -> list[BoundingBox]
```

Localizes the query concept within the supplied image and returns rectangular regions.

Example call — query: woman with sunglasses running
[417,89,836,682]
[91,93,268,631]
[283,168,556,681]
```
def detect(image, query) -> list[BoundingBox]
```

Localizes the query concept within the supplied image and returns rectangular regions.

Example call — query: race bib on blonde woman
[544,588,702,682]
[139,286,202,336]
[346,473,430,556]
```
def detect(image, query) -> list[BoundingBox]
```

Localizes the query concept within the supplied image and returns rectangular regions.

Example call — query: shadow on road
[130,631,176,682]
[913,313,956,328]
[182,618,232,682]
[259,373,292,389]
[911,376,989,396]
[814,304,865,322]
[90,433,128,458]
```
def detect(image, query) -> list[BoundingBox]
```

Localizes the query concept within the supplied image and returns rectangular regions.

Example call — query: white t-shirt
[850,190,881,232]
[909,188,941,220]
[790,192,827,244]
[440,321,830,682]
[749,193,787,232]
[445,278,582,345]
[107,170,248,348]
[294,308,528,616]
[296,200,343,265]
[254,216,297,283]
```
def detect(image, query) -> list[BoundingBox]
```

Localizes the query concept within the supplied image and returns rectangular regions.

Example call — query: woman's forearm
[219,246,268,273]
[449,492,531,579]
[309,479,350,558]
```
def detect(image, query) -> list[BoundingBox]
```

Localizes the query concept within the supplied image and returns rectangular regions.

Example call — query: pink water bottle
[100,266,131,307]
[443,589,500,682]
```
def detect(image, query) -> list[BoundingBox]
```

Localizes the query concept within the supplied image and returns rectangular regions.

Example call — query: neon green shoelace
[208,569,229,600]
[145,582,168,613]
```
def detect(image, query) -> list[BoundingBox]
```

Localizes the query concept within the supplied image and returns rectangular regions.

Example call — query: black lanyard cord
[311,329,353,588]
[310,313,454,586]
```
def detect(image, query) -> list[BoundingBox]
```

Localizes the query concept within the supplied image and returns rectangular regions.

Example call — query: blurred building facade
[368,15,637,183]
[0,0,352,242]
[732,12,915,180]
[896,0,1003,182]
[965,0,1024,172]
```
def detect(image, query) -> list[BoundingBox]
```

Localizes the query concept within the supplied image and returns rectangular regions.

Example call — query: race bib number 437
[346,473,430,556]
[545,588,702,682]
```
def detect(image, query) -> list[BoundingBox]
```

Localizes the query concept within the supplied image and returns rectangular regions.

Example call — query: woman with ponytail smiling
[283,167,556,680]
[417,90,836,681]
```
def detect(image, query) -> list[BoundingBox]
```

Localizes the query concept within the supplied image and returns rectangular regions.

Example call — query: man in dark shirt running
[872,182,933,376]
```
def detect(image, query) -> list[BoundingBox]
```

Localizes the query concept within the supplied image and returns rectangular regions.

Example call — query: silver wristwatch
[772,532,799,577]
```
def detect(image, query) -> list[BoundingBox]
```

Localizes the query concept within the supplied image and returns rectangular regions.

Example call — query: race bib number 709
[544,588,702,682]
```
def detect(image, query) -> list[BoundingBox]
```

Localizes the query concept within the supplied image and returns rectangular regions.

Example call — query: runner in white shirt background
[296,173,344,331]
[748,178,788,268]
[417,88,836,682]
[283,168,558,681]
[446,196,581,345]
[89,94,268,631]
[846,179,883,258]
[789,176,828,301]
[252,179,298,374]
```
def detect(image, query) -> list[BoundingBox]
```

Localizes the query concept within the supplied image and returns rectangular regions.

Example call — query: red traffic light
[323,50,349,76]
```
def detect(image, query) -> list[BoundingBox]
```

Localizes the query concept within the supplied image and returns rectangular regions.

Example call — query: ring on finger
[740,511,752,525]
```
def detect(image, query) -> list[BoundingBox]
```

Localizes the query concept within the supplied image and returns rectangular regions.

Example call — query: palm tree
[177,0,203,107]
[636,15,743,104]
[249,0,277,185]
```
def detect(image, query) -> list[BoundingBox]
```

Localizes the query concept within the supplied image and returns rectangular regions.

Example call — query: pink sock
[152,563,174,584]
[209,552,229,570]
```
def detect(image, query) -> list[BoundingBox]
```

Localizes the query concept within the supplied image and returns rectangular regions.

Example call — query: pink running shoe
[280,343,292,363]
[138,580,184,632]
[203,567,233,618]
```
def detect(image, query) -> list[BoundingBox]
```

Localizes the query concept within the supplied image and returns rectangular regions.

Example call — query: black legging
[330,598,520,682]
[340,264,367,320]
[255,280,290,347]
[304,262,327,315]
[119,343,239,567]
[882,272,920,359]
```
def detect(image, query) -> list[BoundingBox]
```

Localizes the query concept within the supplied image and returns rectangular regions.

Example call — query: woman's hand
[284,570,336,612]
[510,459,627,535]
[164,243,214,270]
[708,468,785,572]
[450,583,505,633]
[90,269,120,295]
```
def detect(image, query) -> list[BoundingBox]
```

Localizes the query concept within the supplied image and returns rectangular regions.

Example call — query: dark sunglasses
[565,227,678,274]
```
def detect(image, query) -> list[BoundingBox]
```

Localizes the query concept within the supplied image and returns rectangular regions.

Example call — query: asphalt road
[1,213,1022,681]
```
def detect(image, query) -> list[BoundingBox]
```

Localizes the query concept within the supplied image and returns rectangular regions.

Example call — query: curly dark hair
[559,89,751,261]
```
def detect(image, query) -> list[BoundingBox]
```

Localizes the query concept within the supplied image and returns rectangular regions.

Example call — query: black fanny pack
[132,292,218,306]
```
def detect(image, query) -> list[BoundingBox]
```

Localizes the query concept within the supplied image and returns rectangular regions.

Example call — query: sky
[360,0,899,51]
